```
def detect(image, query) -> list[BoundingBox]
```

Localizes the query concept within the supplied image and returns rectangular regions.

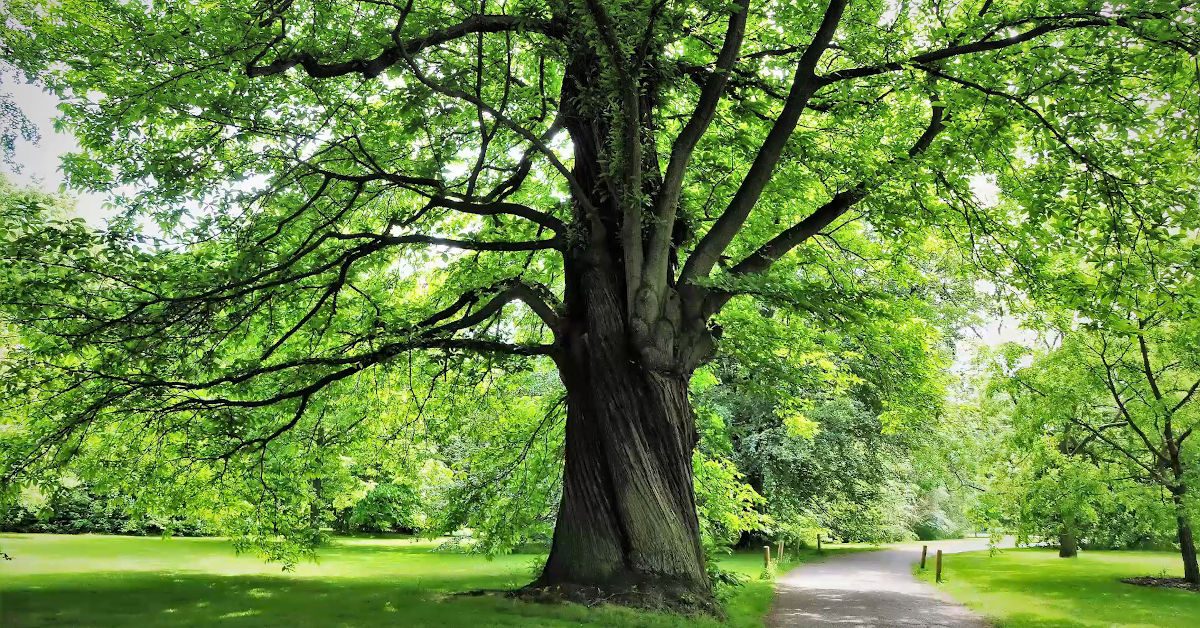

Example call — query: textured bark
[519,37,721,612]
[529,266,711,610]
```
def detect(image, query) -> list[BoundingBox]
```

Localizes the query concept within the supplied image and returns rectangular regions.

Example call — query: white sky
[952,316,1038,372]
[3,81,113,226]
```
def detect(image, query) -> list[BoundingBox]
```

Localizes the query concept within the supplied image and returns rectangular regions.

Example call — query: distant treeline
[1,479,434,538]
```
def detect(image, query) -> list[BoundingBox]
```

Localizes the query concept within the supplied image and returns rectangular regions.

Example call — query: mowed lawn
[916,547,1200,627]
[0,533,827,627]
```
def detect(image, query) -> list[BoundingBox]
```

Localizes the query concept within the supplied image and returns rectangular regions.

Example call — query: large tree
[1,0,1196,608]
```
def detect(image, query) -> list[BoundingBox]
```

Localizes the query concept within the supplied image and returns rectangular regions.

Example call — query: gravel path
[768,538,1005,627]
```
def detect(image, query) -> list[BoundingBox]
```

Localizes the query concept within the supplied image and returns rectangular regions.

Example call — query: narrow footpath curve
[769,538,1008,627]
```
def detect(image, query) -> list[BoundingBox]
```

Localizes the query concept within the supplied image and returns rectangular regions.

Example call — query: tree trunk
[530,269,712,611]
[1058,524,1078,558]
[309,476,323,532]
[1058,434,1078,558]
[1173,493,1199,584]
[528,48,716,611]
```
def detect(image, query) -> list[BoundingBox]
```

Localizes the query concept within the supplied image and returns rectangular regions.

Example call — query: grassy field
[916,547,1200,627]
[0,533,835,627]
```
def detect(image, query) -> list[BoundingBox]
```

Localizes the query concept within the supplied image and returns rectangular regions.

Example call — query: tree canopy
[1,0,1198,607]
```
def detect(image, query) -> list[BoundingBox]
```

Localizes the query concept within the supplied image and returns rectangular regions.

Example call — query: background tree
[1022,328,1200,581]
[967,320,1199,581]
[974,345,1142,558]
[695,229,977,545]
[1,0,1196,608]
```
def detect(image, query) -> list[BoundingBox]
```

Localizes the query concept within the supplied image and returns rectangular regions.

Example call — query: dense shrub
[1,482,207,536]
[347,482,422,534]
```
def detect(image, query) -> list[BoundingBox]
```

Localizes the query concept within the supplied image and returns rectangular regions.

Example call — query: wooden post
[777,540,784,562]
[763,545,772,568]
[817,534,822,552]
[935,549,944,583]
[920,545,928,569]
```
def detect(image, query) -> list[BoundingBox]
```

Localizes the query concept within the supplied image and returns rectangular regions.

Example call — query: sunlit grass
[0,533,838,627]
[915,547,1200,627]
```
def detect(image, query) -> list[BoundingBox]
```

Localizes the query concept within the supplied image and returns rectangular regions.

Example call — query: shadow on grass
[0,537,786,628]
[0,571,618,628]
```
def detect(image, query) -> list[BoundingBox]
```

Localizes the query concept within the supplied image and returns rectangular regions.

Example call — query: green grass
[0,533,838,627]
[915,547,1200,627]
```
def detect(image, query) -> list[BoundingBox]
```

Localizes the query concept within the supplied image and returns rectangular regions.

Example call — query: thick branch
[581,0,645,305]
[422,279,564,336]
[247,15,553,79]
[331,230,562,251]
[1172,378,1200,414]
[703,99,946,315]
[821,11,1182,85]
[431,197,566,232]
[644,0,749,286]
[506,282,565,333]
[1137,324,1165,402]
[680,0,848,284]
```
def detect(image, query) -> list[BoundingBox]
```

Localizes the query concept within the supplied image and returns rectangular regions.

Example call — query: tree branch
[12,281,560,473]
[395,51,597,219]
[1091,347,1169,465]
[703,98,946,315]
[1136,321,1165,402]
[430,197,566,232]
[821,10,1187,85]
[1171,378,1200,414]
[247,15,555,79]
[680,0,849,285]
[580,0,645,306]
[913,64,1104,177]
[645,0,749,286]
[1067,415,1165,484]
[330,230,562,251]
[422,279,563,336]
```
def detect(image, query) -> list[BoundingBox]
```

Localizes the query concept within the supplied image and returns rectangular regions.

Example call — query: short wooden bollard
[920,545,928,569]
[817,534,822,552]
[935,549,944,583]
[763,545,772,568]
[777,540,785,562]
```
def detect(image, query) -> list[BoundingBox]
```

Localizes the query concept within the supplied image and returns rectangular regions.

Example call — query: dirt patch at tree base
[1121,576,1200,592]
[504,582,721,617]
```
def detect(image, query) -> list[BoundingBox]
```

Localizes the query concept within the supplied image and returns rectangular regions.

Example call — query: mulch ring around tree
[1121,576,1200,593]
